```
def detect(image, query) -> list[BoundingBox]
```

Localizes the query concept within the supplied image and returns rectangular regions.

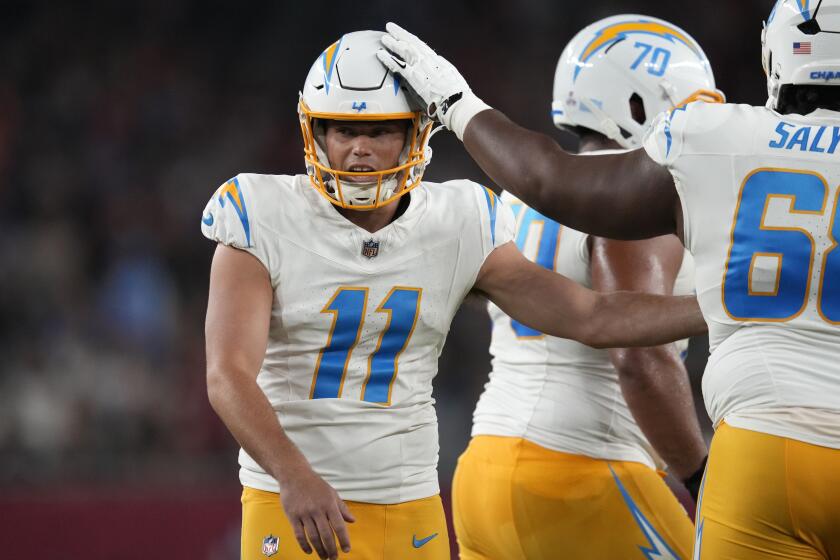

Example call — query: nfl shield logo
[362,239,380,259]
[262,535,279,557]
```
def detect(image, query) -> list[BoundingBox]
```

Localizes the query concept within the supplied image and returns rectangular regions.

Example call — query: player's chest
[271,236,471,346]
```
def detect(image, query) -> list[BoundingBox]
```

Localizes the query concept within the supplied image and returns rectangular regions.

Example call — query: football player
[379,2,840,557]
[204,31,707,560]
[451,15,713,560]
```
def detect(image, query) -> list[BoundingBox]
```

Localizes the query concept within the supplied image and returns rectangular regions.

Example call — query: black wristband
[438,92,463,116]
[682,455,708,502]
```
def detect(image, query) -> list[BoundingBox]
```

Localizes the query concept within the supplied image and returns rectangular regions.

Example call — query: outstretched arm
[474,242,706,348]
[464,111,680,239]
[591,235,707,492]
[378,22,680,240]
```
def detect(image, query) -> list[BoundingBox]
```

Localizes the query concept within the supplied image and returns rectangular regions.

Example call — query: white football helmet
[300,31,433,210]
[763,0,840,110]
[552,15,724,148]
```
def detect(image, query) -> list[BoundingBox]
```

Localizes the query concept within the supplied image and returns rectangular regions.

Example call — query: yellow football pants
[695,423,840,559]
[241,487,450,559]
[452,435,694,560]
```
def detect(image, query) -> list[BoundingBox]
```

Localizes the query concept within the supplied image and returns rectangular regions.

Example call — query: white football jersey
[644,102,840,448]
[472,190,694,470]
[201,173,514,503]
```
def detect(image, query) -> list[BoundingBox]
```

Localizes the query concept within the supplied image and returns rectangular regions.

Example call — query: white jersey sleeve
[644,102,739,253]
[474,183,516,256]
[643,103,693,167]
[201,174,275,274]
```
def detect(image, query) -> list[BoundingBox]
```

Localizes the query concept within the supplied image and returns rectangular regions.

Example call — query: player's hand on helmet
[277,460,355,559]
[378,22,491,140]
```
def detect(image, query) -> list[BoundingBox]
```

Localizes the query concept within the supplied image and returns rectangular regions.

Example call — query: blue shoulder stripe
[664,104,689,157]
[482,186,498,245]
[217,176,252,247]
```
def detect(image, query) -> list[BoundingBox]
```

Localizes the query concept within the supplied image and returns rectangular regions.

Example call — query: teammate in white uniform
[203,31,706,560]
[452,16,712,559]
[380,3,840,557]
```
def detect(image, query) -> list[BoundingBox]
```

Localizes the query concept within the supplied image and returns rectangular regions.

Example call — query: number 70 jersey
[644,102,840,448]
[201,173,514,503]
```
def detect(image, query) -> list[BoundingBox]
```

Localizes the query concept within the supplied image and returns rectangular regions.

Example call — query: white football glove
[377,22,491,140]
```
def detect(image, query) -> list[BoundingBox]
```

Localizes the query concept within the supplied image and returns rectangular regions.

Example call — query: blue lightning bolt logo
[609,465,683,560]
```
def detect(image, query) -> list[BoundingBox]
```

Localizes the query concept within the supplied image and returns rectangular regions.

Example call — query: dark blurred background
[0,0,772,557]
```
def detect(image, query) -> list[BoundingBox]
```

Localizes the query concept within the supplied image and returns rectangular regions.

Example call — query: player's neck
[336,195,409,233]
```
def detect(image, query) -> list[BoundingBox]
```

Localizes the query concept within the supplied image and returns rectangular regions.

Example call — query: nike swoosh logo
[412,533,438,549]
[202,213,214,226]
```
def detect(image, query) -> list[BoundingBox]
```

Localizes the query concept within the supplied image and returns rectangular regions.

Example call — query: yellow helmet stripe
[322,36,344,94]
[798,0,812,19]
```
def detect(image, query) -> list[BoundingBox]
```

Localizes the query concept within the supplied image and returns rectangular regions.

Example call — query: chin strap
[583,99,633,147]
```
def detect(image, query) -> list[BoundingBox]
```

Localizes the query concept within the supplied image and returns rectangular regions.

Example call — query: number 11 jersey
[201,173,513,504]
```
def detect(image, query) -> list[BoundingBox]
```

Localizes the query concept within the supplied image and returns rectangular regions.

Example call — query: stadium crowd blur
[1,0,771,555]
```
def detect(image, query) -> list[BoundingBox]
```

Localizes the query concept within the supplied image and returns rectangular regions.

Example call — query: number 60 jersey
[201,173,513,504]
[644,102,840,448]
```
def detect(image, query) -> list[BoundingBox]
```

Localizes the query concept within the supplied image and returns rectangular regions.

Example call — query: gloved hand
[377,22,491,140]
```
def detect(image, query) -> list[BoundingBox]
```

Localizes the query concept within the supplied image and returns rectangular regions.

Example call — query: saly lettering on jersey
[768,122,840,154]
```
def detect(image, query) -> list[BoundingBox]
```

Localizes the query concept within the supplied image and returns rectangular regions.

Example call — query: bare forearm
[480,250,706,348]
[612,347,707,479]
[588,292,707,348]
[463,110,678,239]
[207,368,309,484]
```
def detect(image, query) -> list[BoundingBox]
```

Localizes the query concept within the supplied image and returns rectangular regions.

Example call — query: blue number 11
[309,287,422,405]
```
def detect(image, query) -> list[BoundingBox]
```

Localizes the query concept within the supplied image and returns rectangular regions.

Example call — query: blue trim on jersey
[482,186,498,246]
[609,464,683,560]
[664,104,689,157]
[217,176,252,247]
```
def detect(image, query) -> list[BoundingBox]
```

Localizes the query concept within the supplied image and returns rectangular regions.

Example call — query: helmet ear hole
[629,93,647,125]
